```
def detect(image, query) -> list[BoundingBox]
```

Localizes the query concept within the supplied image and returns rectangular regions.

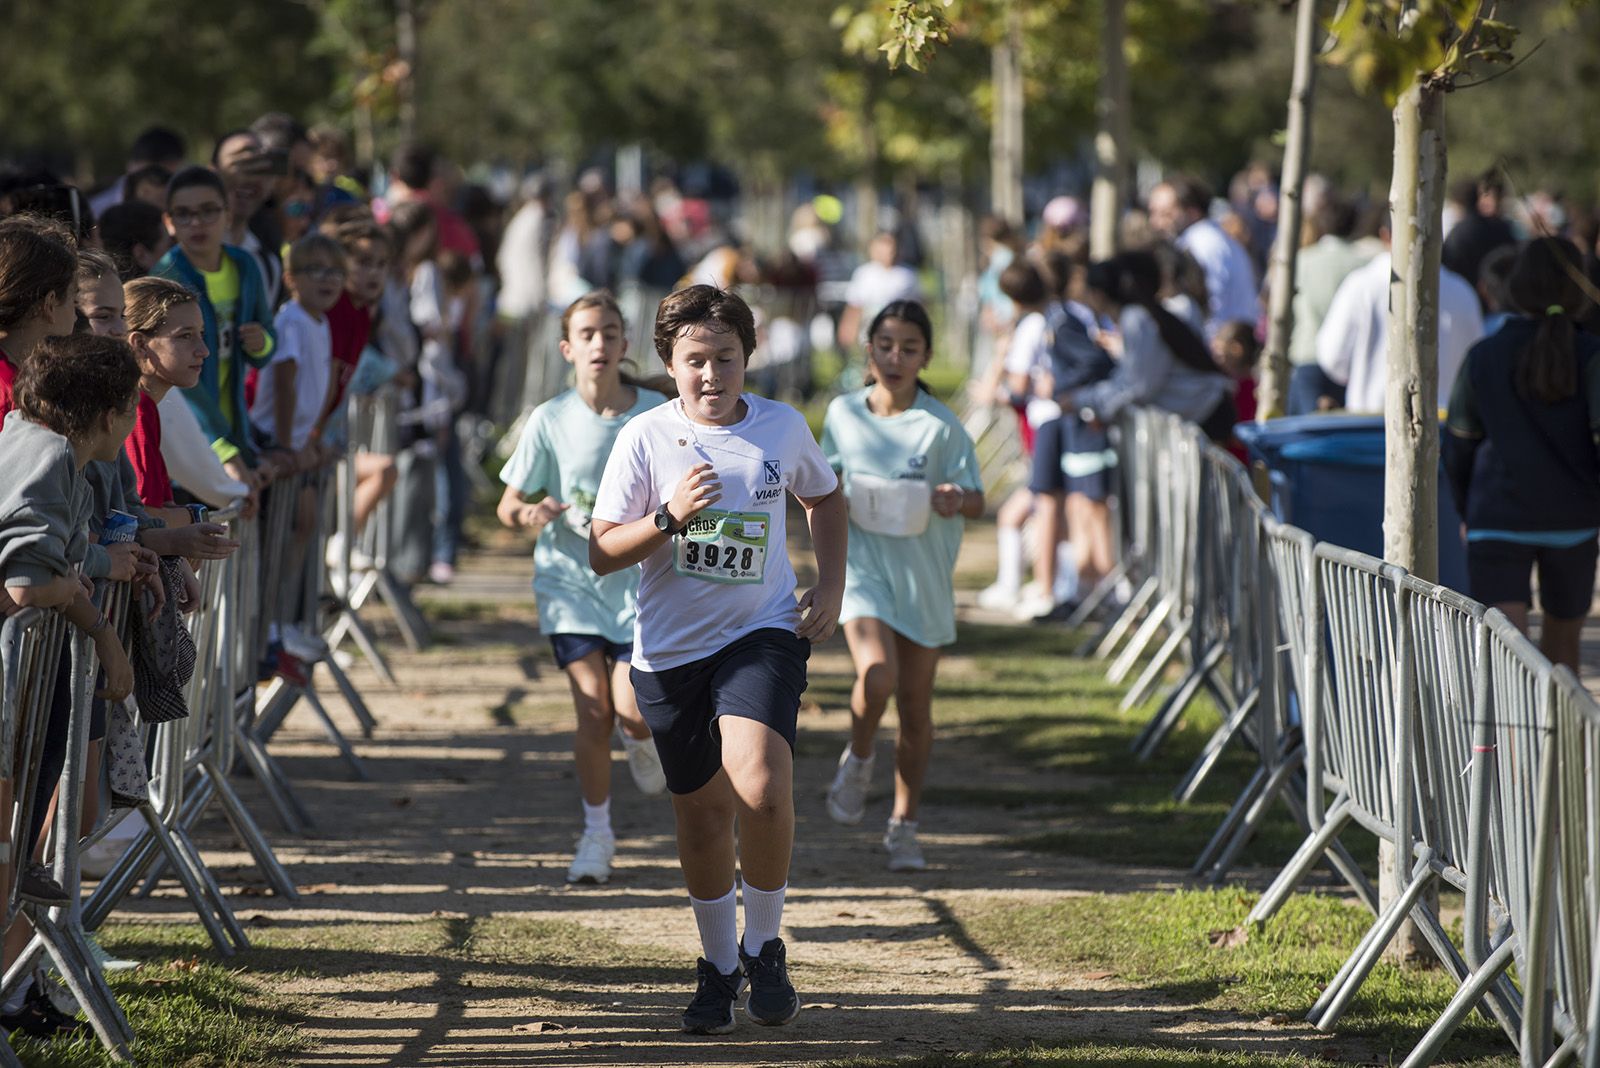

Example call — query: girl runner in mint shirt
[498,291,668,886]
[820,301,984,872]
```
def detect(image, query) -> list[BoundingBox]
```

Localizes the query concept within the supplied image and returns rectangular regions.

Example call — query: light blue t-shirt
[821,388,983,648]
[500,387,664,643]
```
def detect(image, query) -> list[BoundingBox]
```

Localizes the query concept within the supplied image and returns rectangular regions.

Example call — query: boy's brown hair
[652,284,756,364]
[331,219,393,260]
[17,334,140,440]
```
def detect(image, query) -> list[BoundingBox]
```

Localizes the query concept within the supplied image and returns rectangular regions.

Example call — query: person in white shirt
[591,285,846,1036]
[836,231,922,353]
[1148,175,1259,340]
[1315,226,1485,413]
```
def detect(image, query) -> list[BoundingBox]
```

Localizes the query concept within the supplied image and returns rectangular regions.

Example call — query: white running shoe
[1012,591,1056,622]
[85,933,140,974]
[566,831,615,884]
[619,729,668,796]
[825,746,874,826]
[884,819,927,872]
[976,582,1020,611]
[279,624,327,663]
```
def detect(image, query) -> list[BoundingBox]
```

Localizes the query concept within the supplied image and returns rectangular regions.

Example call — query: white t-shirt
[845,262,922,323]
[250,301,332,450]
[591,394,839,671]
[1002,310,1061,426]
[1176,217,1259,339]
[1315,251,1485,413]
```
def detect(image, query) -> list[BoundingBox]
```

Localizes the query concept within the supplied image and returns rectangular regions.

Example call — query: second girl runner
[822,300,984,871]
[498,290,668,886]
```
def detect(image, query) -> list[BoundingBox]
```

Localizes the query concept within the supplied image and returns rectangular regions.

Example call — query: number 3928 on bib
[674,509,770,584]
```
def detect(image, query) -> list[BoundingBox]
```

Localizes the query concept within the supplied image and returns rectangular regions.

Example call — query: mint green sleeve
[500,408,554,498]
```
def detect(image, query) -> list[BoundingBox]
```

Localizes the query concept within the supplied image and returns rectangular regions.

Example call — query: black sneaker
[18,864,69,907]
[739,937,800,1026]
[681,958,744,1035]
[0,989,80,1039]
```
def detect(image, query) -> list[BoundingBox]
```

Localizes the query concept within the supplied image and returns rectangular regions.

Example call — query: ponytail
[1507,238,1587,404]
[1088,251,1218,376]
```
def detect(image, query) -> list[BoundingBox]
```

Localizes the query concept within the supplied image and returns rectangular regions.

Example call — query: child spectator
[1212,321,1261,456]
[0,334,139,1037]
[121,163,172,209]
[498,291,668,885]
[97,201,171,280]
[151,165,277,482]
[0,215,79,416]
[75,248,126,338]
[322,220,399,553]
[250,233,345,466]
[822,300,983,870]
[591,285,846,1035]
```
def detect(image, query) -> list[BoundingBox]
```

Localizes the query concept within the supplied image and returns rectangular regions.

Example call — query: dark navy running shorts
[1467,537,1599,620]
[548,633,633,670]
[629,628,811,795]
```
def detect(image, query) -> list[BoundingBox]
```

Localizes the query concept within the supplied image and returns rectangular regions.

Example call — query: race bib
[846,472,932,538]
[674,509,770,584]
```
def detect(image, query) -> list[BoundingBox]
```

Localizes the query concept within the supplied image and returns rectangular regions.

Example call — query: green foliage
[1322,0,1524,105]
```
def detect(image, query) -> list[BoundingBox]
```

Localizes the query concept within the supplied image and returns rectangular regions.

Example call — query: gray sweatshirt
[0,415,91,587]
[1076,304,1232,424]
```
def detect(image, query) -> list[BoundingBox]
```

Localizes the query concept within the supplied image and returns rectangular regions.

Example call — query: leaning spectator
[1443,170,1518,299]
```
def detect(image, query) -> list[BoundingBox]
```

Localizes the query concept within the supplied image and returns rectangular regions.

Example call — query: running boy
[821,301,983,870]
[590,285,847,1035]
[498,291,668,885]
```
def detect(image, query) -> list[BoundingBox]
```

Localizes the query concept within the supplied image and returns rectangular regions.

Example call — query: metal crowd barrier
[1083,405,1600,1062]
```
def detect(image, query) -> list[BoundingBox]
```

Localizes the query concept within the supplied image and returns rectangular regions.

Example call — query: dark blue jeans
[432,423,468,567]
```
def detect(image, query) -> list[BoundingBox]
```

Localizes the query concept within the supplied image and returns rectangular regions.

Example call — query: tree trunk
[396,0,419,140]
[990,1,1025,226]
[1257,0,1320,421]
[1381,77,1447,964]
[1089,0,1129,260]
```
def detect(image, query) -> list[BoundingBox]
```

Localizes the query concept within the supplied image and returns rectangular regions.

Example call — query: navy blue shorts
[548,633,633,670]
[629,628,811,795]
[1467,537,1598,620]
[1028,416,1115,502]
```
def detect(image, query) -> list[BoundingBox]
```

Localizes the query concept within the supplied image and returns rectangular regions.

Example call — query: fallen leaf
[836,911,857,919]
[393,796,414,808]
[1264,1013,1292,1025]
[1082,970,1117,981]
[1208,926,1250,949]
[299,883,339,894]
[513,1021,564,1034]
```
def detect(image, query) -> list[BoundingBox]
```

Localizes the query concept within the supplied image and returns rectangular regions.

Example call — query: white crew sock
[1054,542,1080,602]
[996,526,1024,591]
[582,798,612,837]
[741,881,787,957]
[690,887,740,975]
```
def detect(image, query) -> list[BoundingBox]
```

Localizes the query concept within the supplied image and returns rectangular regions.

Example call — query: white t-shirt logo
[764,460,781,485]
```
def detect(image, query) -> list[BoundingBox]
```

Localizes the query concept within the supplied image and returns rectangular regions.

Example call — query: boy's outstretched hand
[796,584,843,643]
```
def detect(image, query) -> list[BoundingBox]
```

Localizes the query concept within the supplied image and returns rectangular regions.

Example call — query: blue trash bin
[1233,414,1469,591]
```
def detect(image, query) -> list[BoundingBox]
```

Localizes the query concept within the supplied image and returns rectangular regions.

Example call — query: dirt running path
[128,535,1354,1068]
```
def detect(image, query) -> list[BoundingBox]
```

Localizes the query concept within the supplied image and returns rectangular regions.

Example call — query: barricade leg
[235,722,313,834]
[1131,637,1225,756]
[1309,852,1439,1030]
[1248,796,1353,924]
[1175,685,1260,802]
[199,758,299,901]
[30,911,132,1058]
[372,568,431,651]
[1192,760,1272,877]
[325,606,399,687]
[1118,616,1191,712]
[320,656,377,738]
[300,688,370,780]
[1400,938,1516,1068]
[1108,593,1172,683]
[1089,574,1157,660]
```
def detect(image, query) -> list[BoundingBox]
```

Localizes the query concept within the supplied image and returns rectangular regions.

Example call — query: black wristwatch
[654,502,683,536]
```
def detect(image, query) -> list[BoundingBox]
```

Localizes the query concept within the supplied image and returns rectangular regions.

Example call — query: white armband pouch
[846,472,932,538]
